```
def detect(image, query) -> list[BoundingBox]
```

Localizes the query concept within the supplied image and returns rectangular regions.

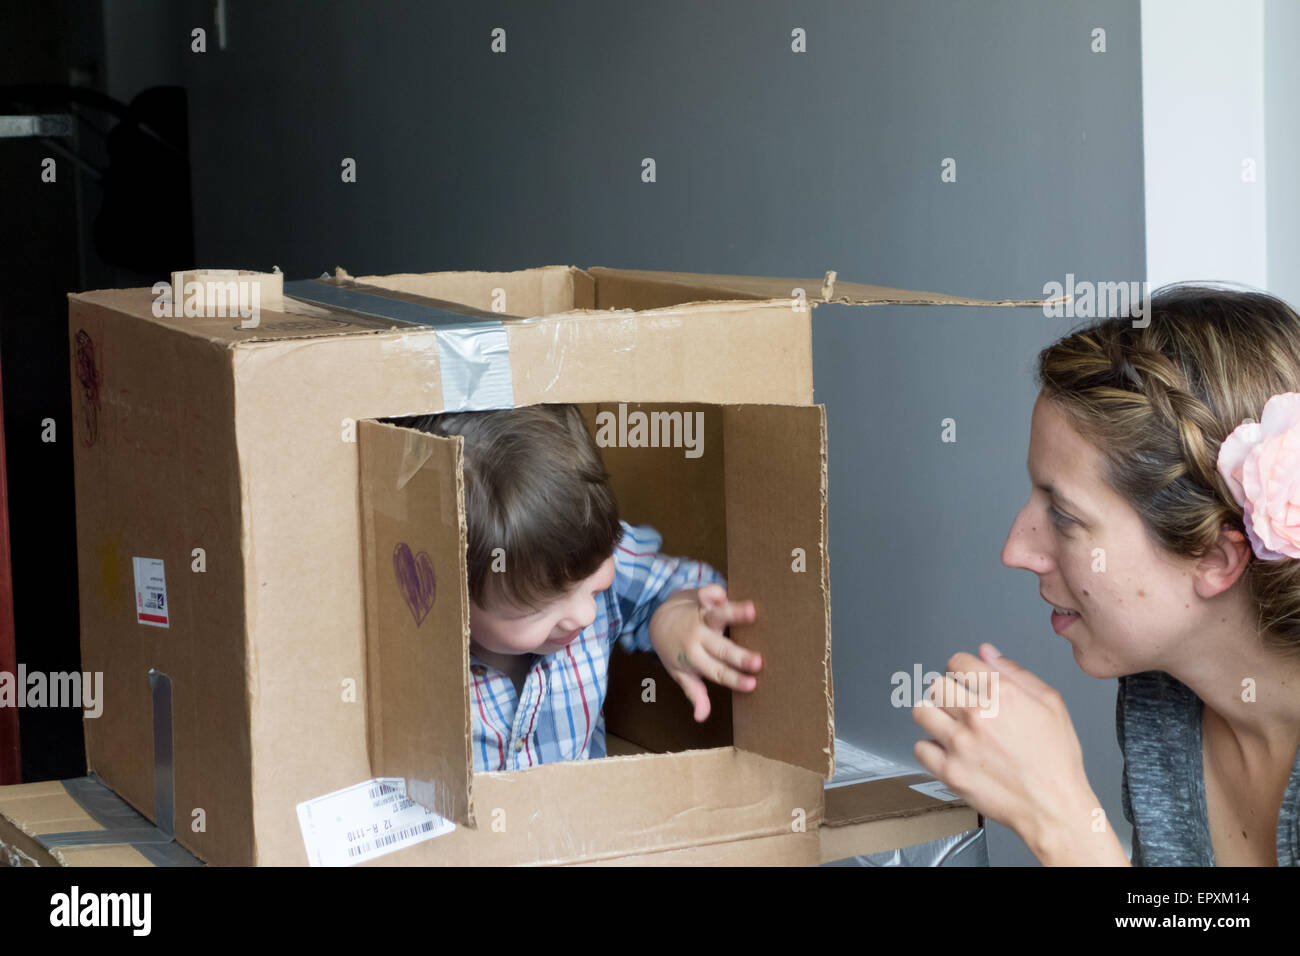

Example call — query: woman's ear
[1192,524,1252,598]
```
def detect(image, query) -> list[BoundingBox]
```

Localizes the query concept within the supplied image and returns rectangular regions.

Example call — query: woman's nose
[1001,506,1052,575]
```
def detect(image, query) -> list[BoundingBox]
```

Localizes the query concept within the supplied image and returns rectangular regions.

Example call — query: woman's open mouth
[1049,605,1080,635]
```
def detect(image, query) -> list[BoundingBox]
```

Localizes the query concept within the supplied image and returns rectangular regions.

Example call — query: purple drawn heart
[393,542,436,626]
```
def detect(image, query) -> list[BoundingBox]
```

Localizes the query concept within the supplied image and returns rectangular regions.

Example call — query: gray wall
[102,0,1147,865]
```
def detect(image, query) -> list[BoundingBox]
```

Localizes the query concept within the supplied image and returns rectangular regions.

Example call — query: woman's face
[1001,393,1246,678]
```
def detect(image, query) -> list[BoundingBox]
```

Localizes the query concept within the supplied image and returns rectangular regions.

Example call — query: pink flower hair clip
[1216,392,1300,561]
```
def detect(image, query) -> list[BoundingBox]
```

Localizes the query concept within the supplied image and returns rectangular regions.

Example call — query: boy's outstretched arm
[648,584,761,722]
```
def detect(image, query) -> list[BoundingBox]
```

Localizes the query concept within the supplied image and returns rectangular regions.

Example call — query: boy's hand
[648,583,761,722]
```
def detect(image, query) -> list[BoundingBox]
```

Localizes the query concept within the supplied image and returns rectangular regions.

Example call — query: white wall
[1141,0,1268,291]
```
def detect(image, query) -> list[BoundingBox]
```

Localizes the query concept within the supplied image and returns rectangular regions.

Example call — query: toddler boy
[409,404,762,772]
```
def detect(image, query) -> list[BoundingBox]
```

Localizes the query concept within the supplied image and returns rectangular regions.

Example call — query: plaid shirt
[467,521,724,772]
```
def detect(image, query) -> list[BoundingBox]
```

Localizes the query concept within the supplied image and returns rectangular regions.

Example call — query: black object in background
[1,0,195,783]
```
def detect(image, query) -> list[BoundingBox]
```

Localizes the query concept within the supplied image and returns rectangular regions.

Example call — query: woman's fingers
[911,686,960,749]
[979,643,1058,704]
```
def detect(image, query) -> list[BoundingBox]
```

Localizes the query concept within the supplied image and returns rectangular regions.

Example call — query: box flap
[824,774,969,826]
[359,419,475,827]
[586,266,1058,308]
[352,265,593,315]
[723,404,833,777]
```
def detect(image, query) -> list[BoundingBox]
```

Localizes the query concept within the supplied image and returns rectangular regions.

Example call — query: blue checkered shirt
[466,521,724,771]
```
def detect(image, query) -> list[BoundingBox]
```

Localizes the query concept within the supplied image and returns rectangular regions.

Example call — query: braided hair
[1036,283,1300,655]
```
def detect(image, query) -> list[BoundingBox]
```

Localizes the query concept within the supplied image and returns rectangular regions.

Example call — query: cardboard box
[819,775,982,864]
[0,777,202,867]
[66,266,1046,865]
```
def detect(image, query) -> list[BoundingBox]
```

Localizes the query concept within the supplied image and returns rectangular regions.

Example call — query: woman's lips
[1050,607,1080,635]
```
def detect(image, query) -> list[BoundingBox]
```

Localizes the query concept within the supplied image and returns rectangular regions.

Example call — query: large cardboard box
[0,777,203,867]
[67,266,1044,865]
[820,775,982,864]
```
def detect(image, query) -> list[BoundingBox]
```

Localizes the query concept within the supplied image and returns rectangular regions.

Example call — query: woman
[913,284,1300,866]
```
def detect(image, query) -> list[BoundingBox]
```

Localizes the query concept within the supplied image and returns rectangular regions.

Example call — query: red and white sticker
[132,556,168,628]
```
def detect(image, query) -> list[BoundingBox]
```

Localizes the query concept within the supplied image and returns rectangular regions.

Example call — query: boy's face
[469,556,616,656]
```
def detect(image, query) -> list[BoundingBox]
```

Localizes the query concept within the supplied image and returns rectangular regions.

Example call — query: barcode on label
[346,820,436,858]
[298,777,454,866]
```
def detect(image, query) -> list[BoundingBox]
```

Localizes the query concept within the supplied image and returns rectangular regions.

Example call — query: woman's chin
[1070,641,1122,679]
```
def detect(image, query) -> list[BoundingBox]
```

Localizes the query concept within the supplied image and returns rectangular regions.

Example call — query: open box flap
[586,266,1061,309]
[359,419,475,827]
[723,404,834,778]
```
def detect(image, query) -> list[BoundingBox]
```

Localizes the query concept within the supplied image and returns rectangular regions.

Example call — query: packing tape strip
[150,667,175,840]
[35,669,200,865]
[283,279,515,412]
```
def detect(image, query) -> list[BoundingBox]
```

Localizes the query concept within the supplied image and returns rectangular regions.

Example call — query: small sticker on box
[132,557,168,628]
[296,778,455,866]
[909,780,961,802]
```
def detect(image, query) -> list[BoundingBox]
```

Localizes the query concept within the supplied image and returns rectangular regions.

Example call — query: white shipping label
[909,780,961,802]
[132,557,169,628]
[296,778,455,866]
[825,737,918,789]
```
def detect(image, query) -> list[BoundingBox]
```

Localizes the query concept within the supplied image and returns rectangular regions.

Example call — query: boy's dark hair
[407,404,622,612]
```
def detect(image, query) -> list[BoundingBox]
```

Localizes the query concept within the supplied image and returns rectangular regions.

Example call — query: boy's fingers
[701,598,755,632]
[698,584,728,606]
[685,641,757,691]
[669,668,711,722]
[704,634,762,673]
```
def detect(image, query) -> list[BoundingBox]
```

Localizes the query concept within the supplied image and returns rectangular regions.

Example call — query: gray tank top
[1117,670,1300,865]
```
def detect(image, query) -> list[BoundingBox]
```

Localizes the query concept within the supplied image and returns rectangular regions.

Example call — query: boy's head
[408,404,622,656]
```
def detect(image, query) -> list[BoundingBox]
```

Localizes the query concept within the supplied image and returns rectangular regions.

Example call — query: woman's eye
[1047,505,1072,527]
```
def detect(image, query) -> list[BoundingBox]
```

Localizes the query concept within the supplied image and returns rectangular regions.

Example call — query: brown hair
[406,403,622,611]
[1035,283,1300,655]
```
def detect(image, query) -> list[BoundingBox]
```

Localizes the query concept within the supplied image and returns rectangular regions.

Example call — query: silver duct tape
[821,826,989,867]
[149,668,175,839]
[34,777,201,866]
[33,669,200,865]
[282,279,515,411]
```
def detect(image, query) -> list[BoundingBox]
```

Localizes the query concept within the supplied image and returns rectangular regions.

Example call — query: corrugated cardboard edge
[819,406,835,777]
[232,346,263,865]
[453,435,475,825]
[824,773,971,827]
[0,808,69,866]
[354,264,1065,313]
[583,266,1068,309]
[566,829,819,866]
[818,269,1068,308]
